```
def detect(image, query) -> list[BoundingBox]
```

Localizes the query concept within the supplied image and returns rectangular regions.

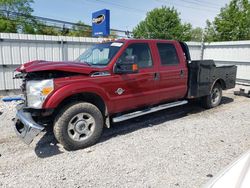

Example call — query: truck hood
[16,60,106,74]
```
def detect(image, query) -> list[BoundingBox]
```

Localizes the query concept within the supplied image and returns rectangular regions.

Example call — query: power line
[85,0,146,13]
[192,0,224,7]
[87,0,218,14]
[154,0,218,13]
[85,0,219,18]
[178,0,221,9]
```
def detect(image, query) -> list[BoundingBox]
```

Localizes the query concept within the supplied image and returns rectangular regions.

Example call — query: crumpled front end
[14,104,44,144]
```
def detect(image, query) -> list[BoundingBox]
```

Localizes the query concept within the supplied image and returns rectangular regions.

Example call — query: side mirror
[114,55,139,74]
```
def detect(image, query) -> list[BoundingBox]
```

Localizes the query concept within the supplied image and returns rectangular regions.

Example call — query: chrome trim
[112,100,188,123]
[91,71,111,77]
[14,104,44,144]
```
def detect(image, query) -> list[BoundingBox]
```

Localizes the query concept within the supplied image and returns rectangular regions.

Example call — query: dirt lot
[0,89,250,188]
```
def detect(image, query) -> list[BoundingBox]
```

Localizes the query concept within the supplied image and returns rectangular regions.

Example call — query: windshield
[76,42,123,66]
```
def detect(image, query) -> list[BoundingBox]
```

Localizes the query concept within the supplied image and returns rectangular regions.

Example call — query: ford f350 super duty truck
[13,39,237,150]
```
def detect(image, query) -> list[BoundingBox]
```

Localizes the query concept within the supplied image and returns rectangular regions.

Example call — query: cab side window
[157,43,179,65]
[120,43,153,68]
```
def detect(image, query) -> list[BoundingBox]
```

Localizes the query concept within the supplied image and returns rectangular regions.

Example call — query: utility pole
[200,30,205,60]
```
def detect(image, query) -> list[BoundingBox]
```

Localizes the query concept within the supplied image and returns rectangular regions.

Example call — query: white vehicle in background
[203,151,250,188]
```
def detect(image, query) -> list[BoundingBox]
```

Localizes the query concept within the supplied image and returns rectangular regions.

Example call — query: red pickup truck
[14,39,237,150]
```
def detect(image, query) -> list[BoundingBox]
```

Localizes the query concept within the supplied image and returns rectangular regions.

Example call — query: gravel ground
[0,89,250,188]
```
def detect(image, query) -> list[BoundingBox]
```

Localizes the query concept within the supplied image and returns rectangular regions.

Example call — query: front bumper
[14,104,44,144]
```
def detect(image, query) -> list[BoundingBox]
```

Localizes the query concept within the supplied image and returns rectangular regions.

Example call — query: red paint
[16,60,107,74]
[17,39,188,115]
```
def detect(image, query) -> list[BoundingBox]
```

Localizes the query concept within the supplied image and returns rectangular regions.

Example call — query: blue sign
[92,9,110,37]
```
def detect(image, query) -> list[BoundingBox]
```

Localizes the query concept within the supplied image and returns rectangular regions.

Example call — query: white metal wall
[186,41,250,84]
[203,41,250,84]
[186,42,202,60]
[1,33,250,91]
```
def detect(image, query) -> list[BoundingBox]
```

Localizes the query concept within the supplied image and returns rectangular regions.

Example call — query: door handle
[180,70,184,77]
[154,72,160,80]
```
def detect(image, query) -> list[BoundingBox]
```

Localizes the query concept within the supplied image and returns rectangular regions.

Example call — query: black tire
[201,83,222,109]
[53,102,103,150]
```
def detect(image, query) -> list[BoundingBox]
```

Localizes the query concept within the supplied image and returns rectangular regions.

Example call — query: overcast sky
[32,0,231,31]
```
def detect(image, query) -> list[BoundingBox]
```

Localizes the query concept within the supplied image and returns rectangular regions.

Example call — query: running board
[112,100,188,123]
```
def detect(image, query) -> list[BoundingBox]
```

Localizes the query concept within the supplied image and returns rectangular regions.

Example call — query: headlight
[26,79,54,108]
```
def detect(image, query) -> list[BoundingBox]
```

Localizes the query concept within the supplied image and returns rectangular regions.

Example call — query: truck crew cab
[14,39,237,150]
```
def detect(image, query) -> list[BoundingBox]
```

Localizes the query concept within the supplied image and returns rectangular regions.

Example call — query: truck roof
[111,39,190,61]
[100,38,180,44]
[115,38,178,43]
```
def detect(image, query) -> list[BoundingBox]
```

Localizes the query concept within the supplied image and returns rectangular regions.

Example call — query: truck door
[110,42,160,113]
[155,42,188,103]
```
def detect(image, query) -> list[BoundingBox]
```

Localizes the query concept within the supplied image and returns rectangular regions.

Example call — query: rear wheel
[202,83,222,109]
[53,102,103,150]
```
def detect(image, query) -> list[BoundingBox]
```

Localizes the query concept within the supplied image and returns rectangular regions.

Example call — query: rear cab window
[157,43,180,66]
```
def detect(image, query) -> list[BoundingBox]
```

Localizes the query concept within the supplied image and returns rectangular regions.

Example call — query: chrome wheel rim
[211,88,221,105]
[67,113,95,142]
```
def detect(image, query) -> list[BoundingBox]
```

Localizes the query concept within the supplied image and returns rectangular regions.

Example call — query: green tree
[0,0,35,33]
[133,6,192,41]
[0,18,17,32]
[205,0,250,41]
[190,27,203,42]
[35,22,61,36]
[68,21,92,37]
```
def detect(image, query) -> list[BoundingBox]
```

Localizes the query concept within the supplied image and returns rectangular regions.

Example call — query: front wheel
[53,102,103,150]
[201,83,222,109]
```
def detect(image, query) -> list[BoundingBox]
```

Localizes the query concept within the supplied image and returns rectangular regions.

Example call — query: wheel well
[215,79,226,90]
[54,92,107,118]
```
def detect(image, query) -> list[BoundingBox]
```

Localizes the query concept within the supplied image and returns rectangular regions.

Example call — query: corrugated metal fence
[187,41,250,84]
[203,41,250,84]
[1,33,250,90]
